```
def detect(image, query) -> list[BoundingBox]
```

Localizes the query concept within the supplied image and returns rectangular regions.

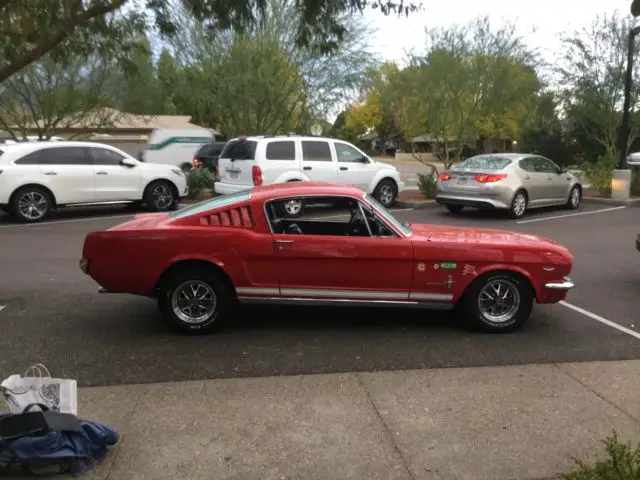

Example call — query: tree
[164,0,377,136]
[0,0,418,85]
[398,16,541,169]
[329,109,364,143]
[117,37,162,114]
[557,12,640,161]
[0,53,120,140]
[520,92,571,165]
[346,62,403,150]
[156,49,181,114]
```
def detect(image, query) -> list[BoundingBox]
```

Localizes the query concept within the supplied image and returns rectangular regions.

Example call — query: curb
[395,200,438,210]
[582,197,640,206]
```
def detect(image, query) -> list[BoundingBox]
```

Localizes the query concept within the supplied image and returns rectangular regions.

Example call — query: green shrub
[561,432,640,480]
[418,171,438,199]
[186,168,215,199]
[583,149,619,198]
[631,168,640,197]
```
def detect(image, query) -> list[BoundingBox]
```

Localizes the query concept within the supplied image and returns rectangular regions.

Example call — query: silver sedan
[435,153,583,219]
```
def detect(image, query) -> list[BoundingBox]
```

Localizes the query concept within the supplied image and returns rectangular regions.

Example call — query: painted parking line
[560,300,640,340]
[0,214,134,229]
[516,206,627,224]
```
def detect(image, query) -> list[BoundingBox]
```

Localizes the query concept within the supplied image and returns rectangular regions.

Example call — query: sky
[363,0,632,65]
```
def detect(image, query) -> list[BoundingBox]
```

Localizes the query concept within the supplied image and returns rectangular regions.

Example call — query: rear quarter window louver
[200,206,255,228]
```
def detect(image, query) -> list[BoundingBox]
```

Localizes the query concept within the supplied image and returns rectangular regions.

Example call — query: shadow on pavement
[0,205,139,224]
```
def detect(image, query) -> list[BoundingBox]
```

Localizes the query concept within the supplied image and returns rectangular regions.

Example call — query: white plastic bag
[0,364,77,414]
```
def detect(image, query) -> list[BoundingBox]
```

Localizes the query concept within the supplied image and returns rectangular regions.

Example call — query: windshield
[454,155,512,171]
[364,193,412,236]
[168,190,252,218]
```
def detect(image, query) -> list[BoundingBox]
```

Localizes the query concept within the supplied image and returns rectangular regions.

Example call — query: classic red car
[80,182,575,334]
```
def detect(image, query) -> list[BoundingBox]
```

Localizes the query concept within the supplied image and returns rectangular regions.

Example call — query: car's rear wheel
[157,267,231,334]
[566,185,581,209]
[10,186,53,223]
[459,272,533,333]
[445,204,464,214]
[509,190,527,219]
[145,180,177,212]
[374,179,398,207]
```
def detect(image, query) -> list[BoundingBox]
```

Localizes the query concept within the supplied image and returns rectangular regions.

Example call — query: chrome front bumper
[544,276,575,290]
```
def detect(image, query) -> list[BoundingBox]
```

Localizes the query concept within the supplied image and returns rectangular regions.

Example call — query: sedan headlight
[170,168,183,176]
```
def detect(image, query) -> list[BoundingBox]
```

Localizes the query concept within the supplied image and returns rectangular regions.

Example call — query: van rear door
[217,139,258,187]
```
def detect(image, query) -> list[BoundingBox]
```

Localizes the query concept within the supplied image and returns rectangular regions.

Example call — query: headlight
[171,168,183,176]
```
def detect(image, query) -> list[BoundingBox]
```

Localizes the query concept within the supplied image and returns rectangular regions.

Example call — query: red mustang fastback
[80,182,575,334]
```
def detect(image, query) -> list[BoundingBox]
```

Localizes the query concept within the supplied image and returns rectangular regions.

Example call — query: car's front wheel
[10,186,53,223]
[566,185,581,210]
[373,179,398,207]
[459,272,534,333]
[145,180,177,212]
[157,267,231,335]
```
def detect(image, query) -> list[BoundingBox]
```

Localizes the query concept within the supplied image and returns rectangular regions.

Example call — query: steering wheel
[286,223,303,235]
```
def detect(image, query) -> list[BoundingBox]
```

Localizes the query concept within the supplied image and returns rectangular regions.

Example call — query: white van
[214,135,405,207]
[141,128,215,171]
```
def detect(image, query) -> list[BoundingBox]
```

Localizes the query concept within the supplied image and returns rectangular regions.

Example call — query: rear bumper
[214,181,253,195]
[435,195,510,209]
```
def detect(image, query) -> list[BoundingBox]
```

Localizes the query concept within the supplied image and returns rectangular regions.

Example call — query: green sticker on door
[439,262,457,270]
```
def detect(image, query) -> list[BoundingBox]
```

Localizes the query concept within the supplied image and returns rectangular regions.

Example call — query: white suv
[214,135,405,207]
[0,141,189,222]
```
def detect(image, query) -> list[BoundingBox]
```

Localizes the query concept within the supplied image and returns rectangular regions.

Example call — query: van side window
[301,141,332,162]
[265,141,296,161]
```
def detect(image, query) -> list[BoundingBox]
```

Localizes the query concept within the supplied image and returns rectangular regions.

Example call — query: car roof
[0,141,125,161]
[230,135,345,143]
[250,182,366,201]
[466,153,530,160]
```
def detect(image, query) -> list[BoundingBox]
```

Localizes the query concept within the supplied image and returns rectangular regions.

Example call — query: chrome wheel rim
[570,188,580,207]
[18,192,47,220]
[285,200,302,215]
[513,194,526,216]
[152,184,174,209]
[379,185,394,205]
[171,280,217,324]
[478,279,521,323]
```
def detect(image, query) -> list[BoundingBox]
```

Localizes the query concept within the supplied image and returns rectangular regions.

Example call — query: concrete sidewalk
[76,361,639,480]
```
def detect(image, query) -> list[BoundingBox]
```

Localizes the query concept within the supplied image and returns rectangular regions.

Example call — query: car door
[537,156,572,203]
[517,157,548,207]
[36,146,95,204]
[266,195,414,299]
[87,146,142,202]
[332,141,377,191]
[300,139,338,182]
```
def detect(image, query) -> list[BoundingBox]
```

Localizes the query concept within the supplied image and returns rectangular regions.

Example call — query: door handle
[547,176,553,180]
[43,171,57,176]
[273,239,295,247]
[340,167,348,171]
[303,166,312,171]
[96,171,108,175]
[524,175,530,180]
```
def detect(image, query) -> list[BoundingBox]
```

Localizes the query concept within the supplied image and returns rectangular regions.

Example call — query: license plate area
[226,168,241,179]
[456,177,468,185]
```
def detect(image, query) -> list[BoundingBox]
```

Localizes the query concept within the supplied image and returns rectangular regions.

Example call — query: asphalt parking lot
[0,202,638,387]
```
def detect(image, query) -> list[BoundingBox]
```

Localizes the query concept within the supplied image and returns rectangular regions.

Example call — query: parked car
[0,141,189,223]
[80,182,575,335]
[192,141,227,172]
[435,153,583,219]
[140,128,215,171]
[626,152,640,166]
[214,135,405,207]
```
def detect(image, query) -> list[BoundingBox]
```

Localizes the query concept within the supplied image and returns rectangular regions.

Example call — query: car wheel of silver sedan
[158,266,231,335]
[459,272,534,333]
[509,191,528,219]
[565,185,581,210]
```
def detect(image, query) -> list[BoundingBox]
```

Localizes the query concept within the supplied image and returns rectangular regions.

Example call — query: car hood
[409,223,561,247]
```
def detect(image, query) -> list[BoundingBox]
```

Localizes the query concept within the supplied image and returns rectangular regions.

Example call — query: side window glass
[301,141,332,162]
[265,141,296,161]
[15,150,46,165]
[43,147,89,165]
[89,147,125,165]
[539,157,560,173]
[335,143,365,163]
[519,158,533,172]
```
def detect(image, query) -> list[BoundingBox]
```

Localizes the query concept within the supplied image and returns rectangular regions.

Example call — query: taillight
[193,158,200,168]
[475,174,507,183]
[438,172,451,181]
[252,165,263,186]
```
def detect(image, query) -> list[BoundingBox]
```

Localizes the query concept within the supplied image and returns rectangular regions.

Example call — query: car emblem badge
[439,262,457,270]
[433,264,439,270]
[444,275,455,288]
[417,263,426,272]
